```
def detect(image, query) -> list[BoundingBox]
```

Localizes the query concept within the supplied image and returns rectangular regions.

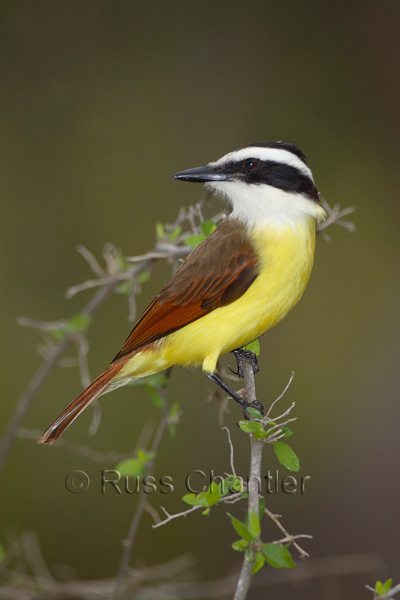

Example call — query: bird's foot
[230,348,259,378]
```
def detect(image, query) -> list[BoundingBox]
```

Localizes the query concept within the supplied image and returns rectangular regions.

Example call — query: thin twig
[266,371,294,418]
[264,506,310,559]
[152,492,243,529]
[222,427,237,477]
[112,370,173,600]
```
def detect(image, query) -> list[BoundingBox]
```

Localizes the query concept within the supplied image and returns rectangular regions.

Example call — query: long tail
[38,363,123,445]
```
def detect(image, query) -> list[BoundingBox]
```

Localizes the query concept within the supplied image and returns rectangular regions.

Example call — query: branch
[233,357,263,600]
[112,370,173,600]
[0,195,219,485]
[152,491,243,529]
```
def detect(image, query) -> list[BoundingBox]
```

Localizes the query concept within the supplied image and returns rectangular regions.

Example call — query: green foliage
[137,270,151,284]
[50,314,91,340]
[228,512,256,543]
[242,338,260,356]
[263,543,296,569]
[273,442,300,472]
[229,510,296,573]
[182,481,221,515]
[155,221,166,239]
[181,476,242,516]
[375,579,393,595]
[117,449,155,477]
[238,420,268,440]
[184,220,217,248]
[169,225,182,241]
[246,406,263,420]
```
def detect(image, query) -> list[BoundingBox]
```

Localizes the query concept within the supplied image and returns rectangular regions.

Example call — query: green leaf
[117,458,143,477]
[206,482,221,506]
[182,491,209,508]
[227,513,254,542]
[50,314,92,340]
[375,579,393,595]
[248,508,261,539]
[147,388,163,408]
[273,442,300,472]
[382,579,393,593]
[116,280,132,294]
[182,493,200,506]
[155,222,165,239]
[184,234,206,248]
[116,450,154,477]
[258,497,265,520]
[137,270,151,284]
[242,338,260,356]
[201,220,217,236]
[238,420,255,434]
[169,225,182,241]
[246,407,263,420]
[252,552,265,574]
[279,426,293,438]
[238,420,268,439]
[238,421,267,437]
[232,539,248,552]
[219,475,243,495]
[263,543,296,569]
[68,313,91,332]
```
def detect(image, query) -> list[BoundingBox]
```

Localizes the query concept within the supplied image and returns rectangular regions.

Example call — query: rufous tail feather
[38,363,123,445]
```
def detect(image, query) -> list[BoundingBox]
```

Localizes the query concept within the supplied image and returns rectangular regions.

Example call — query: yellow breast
[118,218,317,381]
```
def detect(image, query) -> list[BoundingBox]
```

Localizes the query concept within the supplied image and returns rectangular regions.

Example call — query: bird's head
[173,142,327,227]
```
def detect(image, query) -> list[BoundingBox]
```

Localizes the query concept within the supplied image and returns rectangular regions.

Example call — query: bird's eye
[244,158,258,170]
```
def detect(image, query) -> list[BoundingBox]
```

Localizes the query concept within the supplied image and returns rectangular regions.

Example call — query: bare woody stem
[112,371,172,600]
[233,356,263,600]
[0,281,118,483]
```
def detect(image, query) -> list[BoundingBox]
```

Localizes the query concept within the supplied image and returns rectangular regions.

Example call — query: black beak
[173,164,233,183]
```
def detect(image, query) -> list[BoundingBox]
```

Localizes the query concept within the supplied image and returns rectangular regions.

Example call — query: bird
[39,141,327,445]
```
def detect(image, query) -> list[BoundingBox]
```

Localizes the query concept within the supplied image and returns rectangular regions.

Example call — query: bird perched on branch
[39,142,326,445]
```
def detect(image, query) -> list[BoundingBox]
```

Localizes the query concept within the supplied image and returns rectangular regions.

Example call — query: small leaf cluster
[155,221,183,242]
[238,415,299,472]
[182,476,242,516]
[229,507,296,573]
[375,579,392,596]
[116,449,155,477]
[50,314,92,341]
[184,220,217,248]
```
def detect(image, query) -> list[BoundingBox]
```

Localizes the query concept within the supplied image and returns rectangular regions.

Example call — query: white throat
[206,180,326,229]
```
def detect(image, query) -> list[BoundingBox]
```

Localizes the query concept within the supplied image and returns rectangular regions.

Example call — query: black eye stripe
[218,159,318,201]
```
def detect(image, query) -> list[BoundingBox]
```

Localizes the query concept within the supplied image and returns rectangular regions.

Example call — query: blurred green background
[1,1,399,598]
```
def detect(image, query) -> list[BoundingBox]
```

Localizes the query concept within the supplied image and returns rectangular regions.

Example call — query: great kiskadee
[39,142,326,445]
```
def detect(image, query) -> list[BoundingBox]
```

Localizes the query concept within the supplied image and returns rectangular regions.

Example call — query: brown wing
[112,219,259,362]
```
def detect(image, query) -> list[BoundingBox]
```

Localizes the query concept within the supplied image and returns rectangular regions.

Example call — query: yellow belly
[117,219,316,381]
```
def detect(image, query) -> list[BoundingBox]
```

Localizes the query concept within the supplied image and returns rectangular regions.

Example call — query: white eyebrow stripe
[211,146,314,183]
